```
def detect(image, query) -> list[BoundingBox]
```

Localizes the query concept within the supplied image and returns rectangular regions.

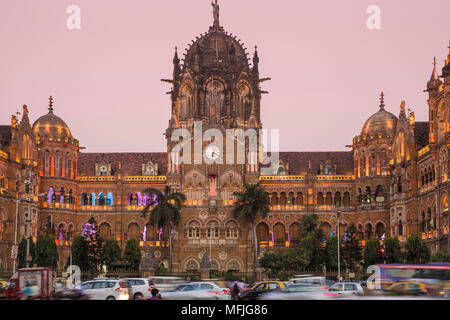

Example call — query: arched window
[81,193,88,206]
[59,187,65,203]
[47,187,55,203]
[334,192,342,206]
[136,192,142,206]
[421,211,426,232]
[185,259,199,272]
[227,260,240,272]
[127,223,140,240]
[376,222,385,238]
[375,185,385,202]
[225,221,238,239]
[288,222,300,244]
[343,192,350,207]
[296,192,304,205]
[279,192,287,206]
[325,192,333,206]
[91,193,96,206]
[317,192,324,206]
[366,223,373,239]
[106,193,114,206]
[207,221,219,238]
[256,223,269,242]
[398,221,403,236]
[98,193,105,206]
[287,192,295,205]
[270,192,278,206]
[99,222,112,240]
[273,223,285,246]
[0,208,7,240]
[188,221,201,239]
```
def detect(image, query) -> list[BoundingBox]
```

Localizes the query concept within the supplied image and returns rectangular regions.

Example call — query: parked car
[238,281,286,300]
[80,279,133,300]
[260,284,329,300]
[324,282,364,297]
[161,282,231,300]
[124,278,152,300]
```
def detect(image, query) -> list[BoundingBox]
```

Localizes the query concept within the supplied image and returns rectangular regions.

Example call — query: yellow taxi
[387,282,428,296]
[239,281,286,300]
[0,280,7,299]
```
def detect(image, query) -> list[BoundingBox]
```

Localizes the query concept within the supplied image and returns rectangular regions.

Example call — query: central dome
[184,25,251,73]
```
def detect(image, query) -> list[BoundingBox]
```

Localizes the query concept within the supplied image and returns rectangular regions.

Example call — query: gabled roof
[277,151,354,175]
[77,152,167,176]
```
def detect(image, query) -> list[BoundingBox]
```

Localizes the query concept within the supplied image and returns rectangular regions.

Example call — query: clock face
[205,145,221,161]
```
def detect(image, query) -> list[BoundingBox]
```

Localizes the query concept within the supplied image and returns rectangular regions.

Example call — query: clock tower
[161,1,268,273]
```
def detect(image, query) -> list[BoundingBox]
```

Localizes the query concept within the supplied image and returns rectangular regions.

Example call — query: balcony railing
[138,241,168,247]
[79,205,115,212]
[41,202,77,210]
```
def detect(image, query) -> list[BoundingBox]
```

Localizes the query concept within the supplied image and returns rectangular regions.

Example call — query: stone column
[140,246,158,278]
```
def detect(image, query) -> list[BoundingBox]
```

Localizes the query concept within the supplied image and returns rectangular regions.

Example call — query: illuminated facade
[0,3,449,275]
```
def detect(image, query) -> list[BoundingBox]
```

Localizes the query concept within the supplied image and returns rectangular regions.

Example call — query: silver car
[260,284,329,300]
[80,279,132,300]
[162,282,231,300]
[326,282,364,297]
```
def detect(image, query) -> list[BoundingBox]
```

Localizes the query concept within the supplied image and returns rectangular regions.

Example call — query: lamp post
[337,210,342,282]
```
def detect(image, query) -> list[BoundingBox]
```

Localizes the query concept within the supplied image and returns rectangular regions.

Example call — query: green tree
[324,236,340,269]
[141,186,186,273]
[34,233,59,269]
[17,236,35,269]
[123,238,141,271]
[363,237,383,268]
[82,217,105,277]
[342,223,362,271]
[384,237,403,263]
[405,235,431,264]
[232,183,270,281]
[259,247,309,280]
[102,238,122,270]
[298,214,325,270]
[71,234,89,271]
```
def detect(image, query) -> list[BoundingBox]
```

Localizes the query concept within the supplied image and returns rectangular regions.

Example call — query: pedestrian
[232,282,240,300]
[149,288,162,300]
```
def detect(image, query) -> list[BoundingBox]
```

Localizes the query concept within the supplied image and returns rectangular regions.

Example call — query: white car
[162,282,231,300]
[124,278,152,300]
[80,279,132,300]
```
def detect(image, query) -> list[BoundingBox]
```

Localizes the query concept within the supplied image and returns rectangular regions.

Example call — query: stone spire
[379,92,385,111]
[253,46,259,75]
[48,96,54,113]
[173,46,181,76]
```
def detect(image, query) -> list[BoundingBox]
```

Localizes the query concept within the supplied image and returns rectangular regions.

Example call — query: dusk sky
[0,0,449,153]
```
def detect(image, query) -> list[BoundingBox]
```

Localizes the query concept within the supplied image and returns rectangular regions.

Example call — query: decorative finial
[400,100,406,113]
[430,57,440,82]
[211,0,220,27]
[379,92,385,111]
[446,40,450,66]
[48,96,54,113]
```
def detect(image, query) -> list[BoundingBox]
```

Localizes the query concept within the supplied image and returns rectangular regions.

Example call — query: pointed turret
[252,46,259,75]
[173,47,181,77]
[427,57,442,93]
[379,91,385,111]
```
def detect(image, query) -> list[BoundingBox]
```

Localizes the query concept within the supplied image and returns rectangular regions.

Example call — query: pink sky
[0,0,449,153]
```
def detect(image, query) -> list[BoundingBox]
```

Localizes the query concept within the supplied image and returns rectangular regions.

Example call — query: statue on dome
[211,0,219,26]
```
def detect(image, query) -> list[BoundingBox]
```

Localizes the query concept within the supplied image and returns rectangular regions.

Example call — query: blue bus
[376,263,450,288]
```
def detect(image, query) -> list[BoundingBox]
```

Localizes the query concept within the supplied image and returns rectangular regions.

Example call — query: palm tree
[141,186,186,273]
[232,182,270,281]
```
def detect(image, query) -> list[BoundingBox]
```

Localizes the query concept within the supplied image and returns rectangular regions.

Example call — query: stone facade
[0,3,449,276]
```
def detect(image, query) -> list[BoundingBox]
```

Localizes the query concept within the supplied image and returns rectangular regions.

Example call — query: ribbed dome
[184,25,250,73]
[360,93,397,137]
[32,97,77,145]
[33,111,71,137]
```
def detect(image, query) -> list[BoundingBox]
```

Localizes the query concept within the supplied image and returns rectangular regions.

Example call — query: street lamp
[336,209,342,282]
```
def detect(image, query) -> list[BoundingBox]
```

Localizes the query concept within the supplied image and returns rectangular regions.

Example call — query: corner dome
[32,96,78,146]
[360,93,397,138]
